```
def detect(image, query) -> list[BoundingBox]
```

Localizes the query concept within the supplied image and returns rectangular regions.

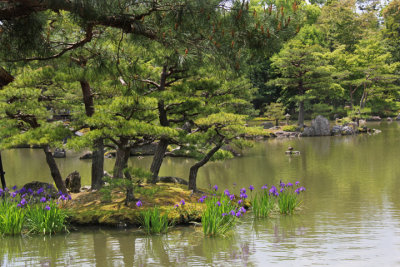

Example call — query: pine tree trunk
[188,143,223,191]
[114,139,130,179]
[80,80,104,190]
[150,138,169,183]
[91,138,104,190]
[298,100,305,128]
[43,145,67,194]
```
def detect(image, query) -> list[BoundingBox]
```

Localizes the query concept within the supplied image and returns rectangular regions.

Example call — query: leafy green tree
[264,102,285,126]
[269,26,337,127]
[186,112,263,191]
[0,66,69,194]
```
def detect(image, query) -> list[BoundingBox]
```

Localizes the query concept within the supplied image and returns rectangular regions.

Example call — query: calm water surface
[1,122,400,266]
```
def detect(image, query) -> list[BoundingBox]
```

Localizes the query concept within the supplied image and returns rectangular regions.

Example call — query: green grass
[252,191,275,217]
[0,200,25,235]
[201,194,237,236]
[0,192,69,236]
[26,202,68,235]
[139,206,169,234]
[277,189,301,215]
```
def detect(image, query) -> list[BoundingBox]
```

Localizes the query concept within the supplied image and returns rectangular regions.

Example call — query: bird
[288,146,294,151]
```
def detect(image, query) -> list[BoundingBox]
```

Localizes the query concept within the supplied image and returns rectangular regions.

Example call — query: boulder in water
[53,148,66,158]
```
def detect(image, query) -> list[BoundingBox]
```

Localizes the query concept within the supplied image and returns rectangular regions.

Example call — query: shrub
[282,125,298,132]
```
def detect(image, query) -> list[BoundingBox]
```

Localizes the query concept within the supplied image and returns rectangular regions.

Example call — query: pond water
[2,122,400,266]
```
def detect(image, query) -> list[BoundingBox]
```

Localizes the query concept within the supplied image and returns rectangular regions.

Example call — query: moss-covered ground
[62,183,207,227]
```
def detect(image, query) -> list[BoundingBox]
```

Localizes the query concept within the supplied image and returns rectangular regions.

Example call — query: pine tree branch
[5,24,94,62]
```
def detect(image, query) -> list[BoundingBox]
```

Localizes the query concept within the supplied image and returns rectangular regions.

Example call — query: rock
[301,116,330,137]
[261,122,274,129]
[285,151,300,155]
[331,125,343,135]
[22,181,58,198]
[359,119,367,126]
[81,185,91,191]
[301,126,315,137]
[396,113,400,121]
[79,152,92,160]
[222,145,241,156]
[130,143,158,156]
[53,148,66,158]
[372,129,382,134]
[366,116,382,121]
[65,171,81,193]
[341,126,355,135]
[387,117,393,122]
[158,176,188,185]
[312,115,330,136]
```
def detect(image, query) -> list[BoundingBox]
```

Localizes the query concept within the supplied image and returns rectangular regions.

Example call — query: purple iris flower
[12,185,17,191]
[40,197,47,203]
[10,192,17,198]
[0,188,3,196]
[60,195,66,201]
[229,194,235,201]
[28,188,33,194]
[216,201,221,207]
[286,182,293,187]
[180,199,185,206]
[229,210,236,216]
[280,188,285,193]
[224,189,230,196]
[198,196,206,203]
[239,207,246,213]
[269,186,277,195]
[238,199,243,205]
[240,188,246,194]
[37,188,44,195]
[295,188,300,194]
[174,204,179,208]
[300,187,306,192]
[136,200,142,207]
[67,195,72,200]
[213,185,218,191]
[20,198,27,206]
[240,193,248,199]
[295,181,300,186]
[222,213,227,217]
[45,205,51,211]
[19,187,26,194]
[236,211,242,217]
[17,203,21,207]
[21,193,26,199]
[249,185,254,191]
[280,181,285,188]
[261,185,268,190]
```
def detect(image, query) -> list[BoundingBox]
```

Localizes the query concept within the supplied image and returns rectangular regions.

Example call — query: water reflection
[1,122,400,265]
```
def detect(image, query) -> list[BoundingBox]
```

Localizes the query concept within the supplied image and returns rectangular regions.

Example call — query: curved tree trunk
[43,145,67,194]
[150,138,169,183]
[188,143,223,192]
[80,80,104,190]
